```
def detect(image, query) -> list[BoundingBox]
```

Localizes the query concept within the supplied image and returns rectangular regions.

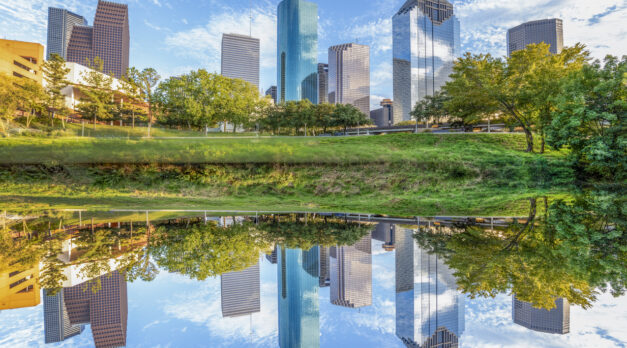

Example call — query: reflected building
[63,270,128,348]
[46,7,88,60]
[328,43,370,116]
[329,234,372,308]
[43,289,85,343]
[512,295,570,334]
[221,263,261,317]
[0,265,40,310]
[221,33,260,89]
[507,19,563,57]
[392,0,460,123]
[395,228,465,347]
[372,222,396,251]
[319,246,330,287]
[278,246,320,348]
[277,0,318,103]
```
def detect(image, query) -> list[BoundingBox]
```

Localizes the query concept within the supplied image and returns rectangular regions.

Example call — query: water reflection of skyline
[0,213,609,347]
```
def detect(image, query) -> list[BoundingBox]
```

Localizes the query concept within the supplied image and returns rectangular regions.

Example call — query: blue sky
[1,0,626,110]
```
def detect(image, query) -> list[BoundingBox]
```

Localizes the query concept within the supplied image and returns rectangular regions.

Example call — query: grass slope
[0,134,573,216]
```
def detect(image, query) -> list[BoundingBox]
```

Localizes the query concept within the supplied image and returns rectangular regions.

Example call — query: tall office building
[221,33,261,89]
[507,19,564,56]
[220,263,261,317]
[47,8,88,60]
[67,0,129,78]
[372,222,395,251]
[43,289,85,343]
[64,270,128,348]
[328,43,370,116]
[395,228,465,347]
[513,295,570,334]
[265,86,278,104]
[317,63,329,104]
[278,246,320,348]
[277,0,318,104]
[329,234,372,308]
[393,0,460,123]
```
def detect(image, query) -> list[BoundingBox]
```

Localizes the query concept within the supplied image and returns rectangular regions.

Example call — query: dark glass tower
[277,0,318,104]
[392,0,460,123]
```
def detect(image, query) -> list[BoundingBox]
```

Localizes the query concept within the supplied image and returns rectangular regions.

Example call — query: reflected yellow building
[0,264,41,310]
[0,39,44,84]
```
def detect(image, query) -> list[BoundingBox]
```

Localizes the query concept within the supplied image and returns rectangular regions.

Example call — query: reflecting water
[0,194,625,347]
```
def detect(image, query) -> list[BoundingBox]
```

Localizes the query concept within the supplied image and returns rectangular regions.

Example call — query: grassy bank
[0,134,573,215]
[0,133,565,165]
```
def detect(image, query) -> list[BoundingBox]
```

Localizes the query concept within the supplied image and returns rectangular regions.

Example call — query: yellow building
[0,264,41,310]
[0,39,44,84]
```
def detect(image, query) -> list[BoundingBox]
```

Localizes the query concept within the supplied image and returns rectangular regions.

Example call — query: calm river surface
[0,208,625,347]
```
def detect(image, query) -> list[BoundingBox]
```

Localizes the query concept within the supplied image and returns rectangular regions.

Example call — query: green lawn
[0,134,574,216]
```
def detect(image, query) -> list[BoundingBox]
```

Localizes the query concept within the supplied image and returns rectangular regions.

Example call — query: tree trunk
[132,109,135,128]
[540,130,546,154]
[524,127,534,153]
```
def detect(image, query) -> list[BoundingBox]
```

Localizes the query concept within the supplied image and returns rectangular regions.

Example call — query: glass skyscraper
[277,0,318,104]
[328,43,370,116]
[46,8,87,60]
[395,228,465,347]
[278,246,320,348]
[392,0,460,123]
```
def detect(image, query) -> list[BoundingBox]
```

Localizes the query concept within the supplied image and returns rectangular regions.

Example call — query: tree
[0,73,20,135]
[77,57,115,127]
[444,44,589,152]
[547,55,626,180]
[17,79,46,129]
[332,103,371,134]
[129,67,160,136]
[410,91,450,132]
[42,54,71,127]
[120,67,146,128]
[313,102,336,134]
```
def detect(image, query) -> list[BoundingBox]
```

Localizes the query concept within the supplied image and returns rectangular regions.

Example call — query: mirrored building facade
[46,8,88,60]
[395,228,465,347]
[392,0,460,123]
[329,234,372,308]
[278,246,320,348]
[277,0,318,104]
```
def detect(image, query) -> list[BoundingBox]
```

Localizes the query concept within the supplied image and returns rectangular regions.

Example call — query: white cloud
[342,18,393,54]
[454,0,627,59]
[164,2,277,74]
[151,0,162,8]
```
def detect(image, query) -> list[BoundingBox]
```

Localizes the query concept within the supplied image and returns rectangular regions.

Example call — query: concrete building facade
[328,43,370,116]
[43,289,85,344]
[370,99,394,128]
[507,19,564,56]
[277,0,318,104]
[393,0,460,123]
[0,39,44,84]
[221,33,260,89]
[47,8,88,60]
[67,0,129,78]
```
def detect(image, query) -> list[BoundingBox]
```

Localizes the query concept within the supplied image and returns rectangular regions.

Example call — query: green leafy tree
[77,57,115,126]
[410,91,450,132]
[444,44,588,152]
[42,54,71,127]
[313,102,336,134]
[120,67,147,127]
[332,103,371,134]
[547,56,626,180]
[17,79,46,129]
[129,67,160,136]
[0,73,20,135]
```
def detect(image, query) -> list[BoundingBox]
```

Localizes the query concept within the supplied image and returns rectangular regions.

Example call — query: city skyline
[1,0,624,111]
